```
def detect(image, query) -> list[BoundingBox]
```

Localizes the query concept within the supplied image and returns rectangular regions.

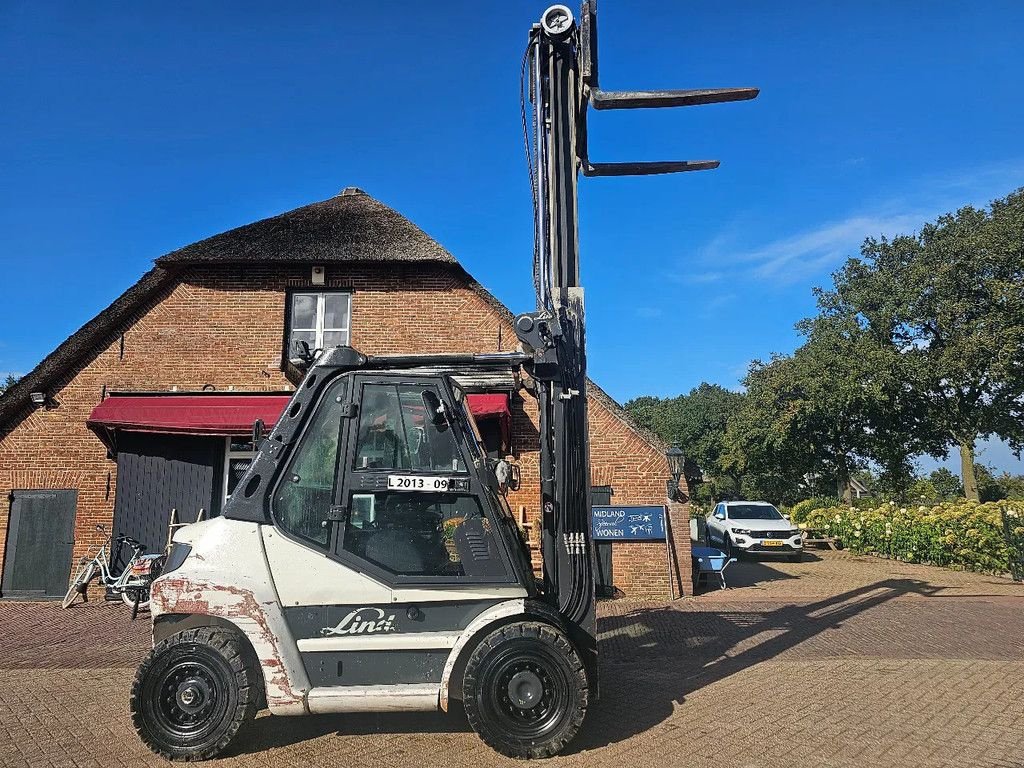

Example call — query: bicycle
[62,524,164,615]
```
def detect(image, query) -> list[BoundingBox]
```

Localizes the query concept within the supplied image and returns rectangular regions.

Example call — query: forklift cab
[268,364,535,589]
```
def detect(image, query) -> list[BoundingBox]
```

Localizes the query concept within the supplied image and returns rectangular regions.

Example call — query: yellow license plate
[761,539,783,547]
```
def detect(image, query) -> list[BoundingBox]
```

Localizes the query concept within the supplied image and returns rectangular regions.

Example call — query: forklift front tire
[131,626,260,761]
[462,621,588,759]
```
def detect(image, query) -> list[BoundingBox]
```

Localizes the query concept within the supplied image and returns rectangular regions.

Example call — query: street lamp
[666,443,685,500]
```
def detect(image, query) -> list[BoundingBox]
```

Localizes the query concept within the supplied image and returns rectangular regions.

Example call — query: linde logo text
[320,607,397,636]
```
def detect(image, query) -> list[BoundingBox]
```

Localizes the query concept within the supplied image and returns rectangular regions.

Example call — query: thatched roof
[157,187,456,266]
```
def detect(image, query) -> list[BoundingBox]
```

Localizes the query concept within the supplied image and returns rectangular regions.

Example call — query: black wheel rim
[479,643,570,739]
[148,654,229,740]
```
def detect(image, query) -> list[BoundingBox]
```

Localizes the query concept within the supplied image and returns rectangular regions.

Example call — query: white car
[706,501,803,562]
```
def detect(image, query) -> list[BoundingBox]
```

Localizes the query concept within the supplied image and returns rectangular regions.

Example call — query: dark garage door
[592,486,614,597]
[1,490,77,599]
[113,432,222,556]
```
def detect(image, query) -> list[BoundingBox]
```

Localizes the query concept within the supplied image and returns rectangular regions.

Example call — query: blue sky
[1,1,1022,474]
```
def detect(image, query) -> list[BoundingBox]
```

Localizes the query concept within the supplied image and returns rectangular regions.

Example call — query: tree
[907,477,940,504]
[997,472,1024,501]
[625,384,745,502]
[928,467,963,500]
[723,311,932,506]
[975,464,1007,503]
[0,374,17,396]
[812,188,1024,500]
[720,362,807,506]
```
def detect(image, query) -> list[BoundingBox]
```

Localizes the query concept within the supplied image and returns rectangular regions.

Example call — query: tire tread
[462,620,588,759]
[130,626,260,761]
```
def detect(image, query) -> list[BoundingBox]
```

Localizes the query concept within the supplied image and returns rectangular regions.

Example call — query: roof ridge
[156,190,456,266]
[0,267,177,430]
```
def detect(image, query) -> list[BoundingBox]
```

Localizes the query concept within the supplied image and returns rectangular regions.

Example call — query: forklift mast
[517,2,757,633]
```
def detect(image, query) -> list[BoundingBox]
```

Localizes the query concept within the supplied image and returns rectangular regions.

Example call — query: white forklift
[131,2,756,760]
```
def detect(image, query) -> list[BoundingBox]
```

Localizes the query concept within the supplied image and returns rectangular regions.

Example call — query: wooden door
[2,490,77,599]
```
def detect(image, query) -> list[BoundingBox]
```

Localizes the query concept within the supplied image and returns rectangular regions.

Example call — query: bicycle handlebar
[117,534,147,551]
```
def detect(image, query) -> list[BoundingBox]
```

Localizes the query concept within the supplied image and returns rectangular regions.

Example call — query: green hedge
[804,500,1024,575]
[790,496,840,524]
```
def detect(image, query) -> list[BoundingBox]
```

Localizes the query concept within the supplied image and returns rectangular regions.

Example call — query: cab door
[263,372,396,687]
[267,373,523,690]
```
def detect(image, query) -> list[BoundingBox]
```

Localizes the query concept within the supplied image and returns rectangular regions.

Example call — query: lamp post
[666,443,685,501]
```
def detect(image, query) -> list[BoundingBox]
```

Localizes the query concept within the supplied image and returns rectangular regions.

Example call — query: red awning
[87,390,513,448]
[466,393,510,418]
[87,394,290,436]
[467,393,511,451]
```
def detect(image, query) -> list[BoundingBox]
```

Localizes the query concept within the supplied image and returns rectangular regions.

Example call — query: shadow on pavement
[226,708,471,756]
[570,577,939,753]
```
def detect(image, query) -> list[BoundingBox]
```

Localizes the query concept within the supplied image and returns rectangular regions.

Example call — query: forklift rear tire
[131,627,260,761]
[462,621,588,759]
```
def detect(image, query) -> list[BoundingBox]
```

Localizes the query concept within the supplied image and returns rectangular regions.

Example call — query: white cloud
[732,212,923,283]
[687,158,1024,288]
[697,292,737,319]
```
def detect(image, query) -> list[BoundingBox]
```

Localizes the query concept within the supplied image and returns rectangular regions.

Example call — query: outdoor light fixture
[666,443,685,500]
[29,391,60,409]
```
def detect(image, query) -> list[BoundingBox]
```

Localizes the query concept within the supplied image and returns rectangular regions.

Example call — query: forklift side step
[306,683,439,714]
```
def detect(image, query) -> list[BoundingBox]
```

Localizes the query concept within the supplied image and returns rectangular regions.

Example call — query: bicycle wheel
[62,561,96,608]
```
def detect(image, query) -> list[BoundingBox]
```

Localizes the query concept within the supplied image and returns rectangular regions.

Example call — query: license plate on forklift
[761,539,783,547]
[387,475,454,492]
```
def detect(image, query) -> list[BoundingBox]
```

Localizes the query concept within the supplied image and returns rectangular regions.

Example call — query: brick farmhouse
[0,188,691,601]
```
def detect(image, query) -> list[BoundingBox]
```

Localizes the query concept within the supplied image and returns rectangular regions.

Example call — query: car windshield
[728,504,783,521]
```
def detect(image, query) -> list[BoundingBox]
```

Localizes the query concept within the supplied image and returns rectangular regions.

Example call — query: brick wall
[0,262,689,598]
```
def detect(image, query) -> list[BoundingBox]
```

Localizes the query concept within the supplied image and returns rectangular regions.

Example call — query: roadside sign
[591,505,666,541]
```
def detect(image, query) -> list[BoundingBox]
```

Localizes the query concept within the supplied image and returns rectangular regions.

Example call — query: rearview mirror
[421,390,447,427]
[493,459,522,492]
[714,511,725,520]
[509,463,521,492]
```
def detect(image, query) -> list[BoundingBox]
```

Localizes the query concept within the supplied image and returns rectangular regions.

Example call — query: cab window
[273,378,348,547]
[354,383,465,472]
[342,492,494,577]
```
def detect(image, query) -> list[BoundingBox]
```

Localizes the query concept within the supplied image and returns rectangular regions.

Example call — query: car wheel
[131,627,260,760]
[463,621,589,759]
[722,535,733,558]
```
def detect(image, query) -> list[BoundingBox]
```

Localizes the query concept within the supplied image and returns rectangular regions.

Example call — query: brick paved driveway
[2,551,1022,768]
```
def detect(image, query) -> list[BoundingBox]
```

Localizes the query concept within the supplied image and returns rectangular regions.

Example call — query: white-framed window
[223,437,257,502]
[287,291,351,360]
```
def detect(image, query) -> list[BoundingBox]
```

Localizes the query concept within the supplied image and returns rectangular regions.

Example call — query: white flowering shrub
[805,500,1024,575]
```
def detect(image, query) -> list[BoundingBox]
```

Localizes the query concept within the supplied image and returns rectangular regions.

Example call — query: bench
[801,528,840,550]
